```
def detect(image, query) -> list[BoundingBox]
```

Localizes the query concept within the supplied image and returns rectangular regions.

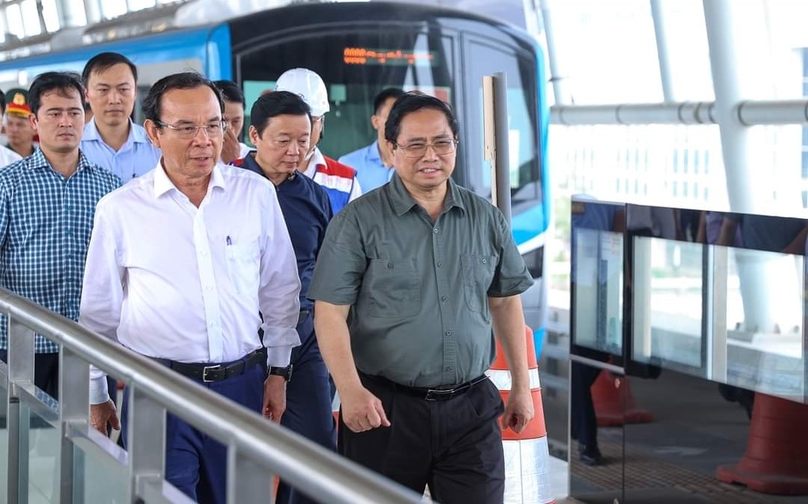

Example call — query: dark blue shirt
[236,154,332,310]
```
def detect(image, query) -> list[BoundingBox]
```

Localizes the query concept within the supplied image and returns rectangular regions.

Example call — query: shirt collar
[239,153,298,185]
[26,147,98,175]
[368,140,382,163]
[304,147,325,178]
[153,160,227,198]
[84,118,150,145]
[387,172,466,216]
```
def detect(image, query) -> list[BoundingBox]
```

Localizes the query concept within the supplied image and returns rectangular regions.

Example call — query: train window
[462,38,541,204]
[236,30,455,160]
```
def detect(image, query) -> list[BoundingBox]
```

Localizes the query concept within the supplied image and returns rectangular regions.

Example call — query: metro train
[0,1,550,333]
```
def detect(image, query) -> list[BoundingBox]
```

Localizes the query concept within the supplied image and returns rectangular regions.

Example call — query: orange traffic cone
[591,369,653,427]
[716,392,808,494]
[487,325,555,504]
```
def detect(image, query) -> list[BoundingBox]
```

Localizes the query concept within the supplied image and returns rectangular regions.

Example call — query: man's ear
[144,119,161,148]
[248,125,260,145]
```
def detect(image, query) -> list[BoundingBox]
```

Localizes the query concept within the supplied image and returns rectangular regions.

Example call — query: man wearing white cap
[275,68,361,214]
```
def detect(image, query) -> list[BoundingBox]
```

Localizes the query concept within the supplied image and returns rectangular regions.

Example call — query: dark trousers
[341,373,505,504]
[570,362,601,450]
[121,359,265,504]
[0,349,59,399]
[276,313,337,504]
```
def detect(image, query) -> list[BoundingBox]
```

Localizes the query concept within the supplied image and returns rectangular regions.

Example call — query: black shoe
[579,446,604,466]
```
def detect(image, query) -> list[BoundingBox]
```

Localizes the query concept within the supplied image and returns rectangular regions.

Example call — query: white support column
[650,0,675,102]
[538,0,571,104]
[702,0,761,214]
[54,0,87,28]
[703,0,778,338]
[83,0,102,25]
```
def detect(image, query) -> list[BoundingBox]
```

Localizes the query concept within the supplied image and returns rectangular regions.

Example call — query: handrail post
[7,317,34,504]
[227,446,274,504]
[59,346,90,503]
[128,386,166,500]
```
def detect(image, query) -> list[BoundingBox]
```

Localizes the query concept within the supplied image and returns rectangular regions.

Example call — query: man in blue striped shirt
[81,52,161,180]
[0,72,122,398]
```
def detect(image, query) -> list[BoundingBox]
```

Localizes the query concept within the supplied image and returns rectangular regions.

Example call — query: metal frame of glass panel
[0,289,426,504]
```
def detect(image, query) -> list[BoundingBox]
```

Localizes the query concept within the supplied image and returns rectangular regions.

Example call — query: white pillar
[703,0,778,334]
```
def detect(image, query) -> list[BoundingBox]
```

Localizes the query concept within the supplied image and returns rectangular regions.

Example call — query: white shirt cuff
[267,345,294,368]
[89,375,110,405]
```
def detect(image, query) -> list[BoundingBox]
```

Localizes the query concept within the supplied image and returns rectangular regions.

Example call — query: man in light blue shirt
[338,87,404,192]
[81,52,161,180]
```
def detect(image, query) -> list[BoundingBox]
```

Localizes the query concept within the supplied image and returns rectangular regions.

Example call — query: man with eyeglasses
[80,72,301,504]
[275,68,361,214]
[308,92,535,504]
[232,90,334,504]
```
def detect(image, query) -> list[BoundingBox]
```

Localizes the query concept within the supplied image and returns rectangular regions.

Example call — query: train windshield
[236,27,541,201]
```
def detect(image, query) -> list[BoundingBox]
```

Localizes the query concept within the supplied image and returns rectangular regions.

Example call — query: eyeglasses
[155,120,227,139]
[395,139,458,158]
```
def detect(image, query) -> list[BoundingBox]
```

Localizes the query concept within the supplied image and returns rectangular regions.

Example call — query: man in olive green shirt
[308,92,534,503]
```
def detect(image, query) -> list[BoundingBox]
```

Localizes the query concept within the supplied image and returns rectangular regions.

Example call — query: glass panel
[238,30,455,160]
[0,373,8,498]
[22,401,59,504]
[570,200,624,358]
[723,247,804,400]
[632,236,705,373]
[463,40,541,200]
[629,209,808,401]
[568,359,624,503]
[72,442,128,504]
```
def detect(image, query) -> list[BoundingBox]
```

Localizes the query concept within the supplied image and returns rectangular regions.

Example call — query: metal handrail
[0,288,425,504]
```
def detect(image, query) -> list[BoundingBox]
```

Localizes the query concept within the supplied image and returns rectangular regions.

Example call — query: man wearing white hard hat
[275,68,362,214]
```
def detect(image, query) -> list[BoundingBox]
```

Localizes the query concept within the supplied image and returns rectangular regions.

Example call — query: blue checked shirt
[0,149,122,353]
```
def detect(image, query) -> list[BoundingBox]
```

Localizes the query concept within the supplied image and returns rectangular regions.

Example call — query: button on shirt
[338,140,394,192]
[0,149,122,353]
[81,119,161,180]
[308,173,533,388]
[80,162,301,403]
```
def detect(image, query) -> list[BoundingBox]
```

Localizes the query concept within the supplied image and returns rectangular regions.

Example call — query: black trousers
[0,349,59,399]
[340,374,505,504]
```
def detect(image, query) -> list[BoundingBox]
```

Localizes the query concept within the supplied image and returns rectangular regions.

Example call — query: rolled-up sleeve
[488,208,534,297]
[258,185,301,367]
[307,209,367,305]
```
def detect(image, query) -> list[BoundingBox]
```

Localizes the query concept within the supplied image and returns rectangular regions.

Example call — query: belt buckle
[425,388,455,401]
[202,365,222,383]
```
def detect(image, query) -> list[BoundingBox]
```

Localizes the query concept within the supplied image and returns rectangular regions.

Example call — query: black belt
[160,349,266,383]
[364,373,490,402]
[298,309,311,325]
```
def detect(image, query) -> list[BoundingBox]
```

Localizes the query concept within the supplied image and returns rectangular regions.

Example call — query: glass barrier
[0,370,7,499]
[631,237,706,375]
[625,205,808,403]
[570,199,625,361]
[21,400,59,504]
[72,441,128,504]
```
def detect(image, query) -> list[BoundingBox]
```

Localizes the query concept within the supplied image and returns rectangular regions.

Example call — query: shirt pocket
[460,254,497,317]
[226,239,260,295]
[363,258,420,318]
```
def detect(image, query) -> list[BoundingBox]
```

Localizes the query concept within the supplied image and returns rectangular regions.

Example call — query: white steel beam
[650,0,675,102]
[538,0,571,104]
[551,100,808,126]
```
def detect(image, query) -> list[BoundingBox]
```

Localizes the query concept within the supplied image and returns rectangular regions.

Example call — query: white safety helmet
[274,68,330,117]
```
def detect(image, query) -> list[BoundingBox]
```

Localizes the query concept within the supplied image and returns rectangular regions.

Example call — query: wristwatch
[268,365,293,382]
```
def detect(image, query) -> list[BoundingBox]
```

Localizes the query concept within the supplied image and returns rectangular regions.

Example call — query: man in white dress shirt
[79,72,301,504]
